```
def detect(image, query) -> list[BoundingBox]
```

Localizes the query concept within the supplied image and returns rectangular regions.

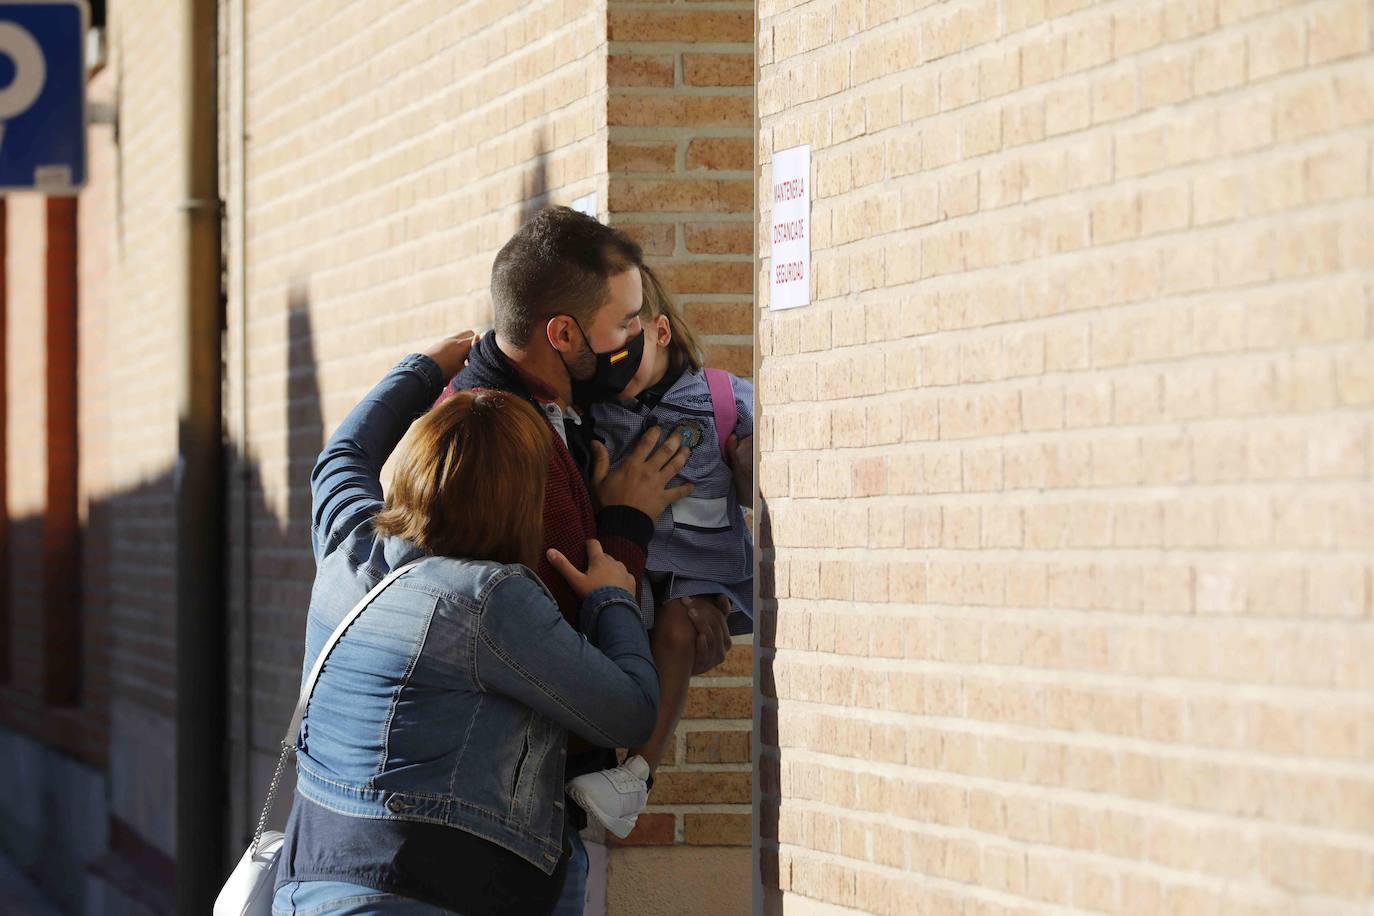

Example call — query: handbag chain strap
[248,558,424,855]
[251,742,292,854]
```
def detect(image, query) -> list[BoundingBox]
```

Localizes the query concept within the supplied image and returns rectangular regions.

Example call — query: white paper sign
[571,192,598,218]
[770,145,811,311]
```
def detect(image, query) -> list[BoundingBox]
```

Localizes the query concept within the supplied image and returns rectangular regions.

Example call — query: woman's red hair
[374,389,550,568]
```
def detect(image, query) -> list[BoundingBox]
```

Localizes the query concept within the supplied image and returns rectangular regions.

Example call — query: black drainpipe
[174,0,225,909]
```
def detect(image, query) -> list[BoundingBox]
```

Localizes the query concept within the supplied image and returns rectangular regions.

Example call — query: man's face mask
[556,314,646,403]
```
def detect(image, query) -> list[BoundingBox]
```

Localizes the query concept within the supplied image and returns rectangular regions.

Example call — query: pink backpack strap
[704,368,737,461]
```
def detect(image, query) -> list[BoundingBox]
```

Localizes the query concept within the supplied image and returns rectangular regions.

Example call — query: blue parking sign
[0,1,87,193]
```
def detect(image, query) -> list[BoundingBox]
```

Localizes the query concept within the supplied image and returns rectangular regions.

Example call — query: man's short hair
[491,206,644,346]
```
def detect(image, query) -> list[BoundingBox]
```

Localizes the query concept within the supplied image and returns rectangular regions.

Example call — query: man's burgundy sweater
[437,333,654,628]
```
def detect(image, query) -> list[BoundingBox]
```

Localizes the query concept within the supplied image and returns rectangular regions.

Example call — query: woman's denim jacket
[292,353,658,874]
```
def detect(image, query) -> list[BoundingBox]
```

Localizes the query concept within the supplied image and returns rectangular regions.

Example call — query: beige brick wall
[103,0,187,858]
[608,1,756,377]
[603,4,755,896]
[4,196,46,513]
[756,1,1374,913]
[224,0,611,844]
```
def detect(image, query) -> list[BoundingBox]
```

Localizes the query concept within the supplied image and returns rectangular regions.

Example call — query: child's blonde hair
[640,264,705,373]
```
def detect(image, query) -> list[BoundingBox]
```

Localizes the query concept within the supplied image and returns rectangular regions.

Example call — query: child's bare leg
[632,596,698,771]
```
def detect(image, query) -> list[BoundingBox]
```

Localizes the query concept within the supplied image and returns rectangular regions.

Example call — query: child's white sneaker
[566,755,651,839]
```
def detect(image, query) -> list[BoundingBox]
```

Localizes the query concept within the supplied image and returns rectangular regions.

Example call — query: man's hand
[592,426,693,519]
[684,595,732,675]
[423,330,479,380]
[724,434,753,508]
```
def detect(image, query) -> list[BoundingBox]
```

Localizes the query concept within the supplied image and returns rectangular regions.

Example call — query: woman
[271,332,659,915]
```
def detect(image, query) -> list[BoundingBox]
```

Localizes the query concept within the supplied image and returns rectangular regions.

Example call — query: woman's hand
[423,330,479,380]
[547,539,635,600]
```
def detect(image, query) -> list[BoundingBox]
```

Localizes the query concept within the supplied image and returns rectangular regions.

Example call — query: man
[439,206,733,913]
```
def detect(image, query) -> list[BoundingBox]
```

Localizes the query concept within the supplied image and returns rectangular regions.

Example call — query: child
[565,265,754,838]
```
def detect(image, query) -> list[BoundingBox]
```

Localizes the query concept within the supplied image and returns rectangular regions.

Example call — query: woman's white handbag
[214,832,284,916]
[213,562,422,916]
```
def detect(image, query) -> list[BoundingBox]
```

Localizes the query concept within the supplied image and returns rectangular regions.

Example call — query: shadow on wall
[520,130,549,226]
[230,283,324,853]
[0,282,328,915]
[754,495,782,913]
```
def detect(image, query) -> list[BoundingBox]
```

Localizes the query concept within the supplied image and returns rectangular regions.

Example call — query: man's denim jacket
[293,353,658,874]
